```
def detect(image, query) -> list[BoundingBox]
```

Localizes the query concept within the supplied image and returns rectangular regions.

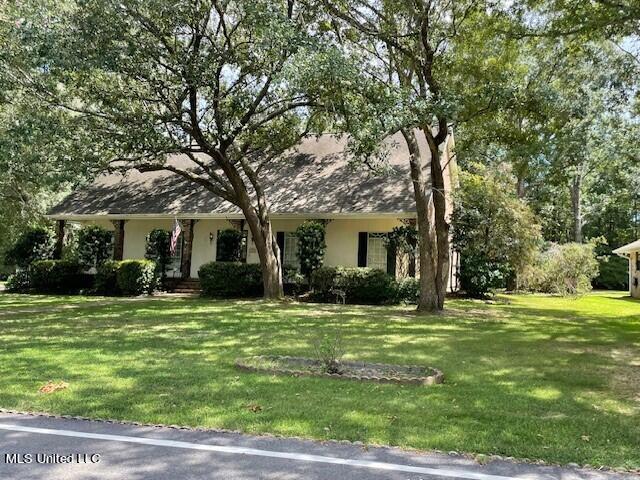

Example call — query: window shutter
[386,241,397,277]
[276,231,285,264]
[357,232,368,267]
[215,230,222,262]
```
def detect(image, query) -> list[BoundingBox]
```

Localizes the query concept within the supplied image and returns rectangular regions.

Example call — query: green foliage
[312,331,344,374]
[386,225,418,257]
[459,254,506,299]
[295,221,326,280]
[310,267,397,304]
[30,260,86,293]
[395,277,420,304]
[145,229,172,280]
[95,260,121,296]
[4,227,55,268]
[451,166,541,296]
[5,270,31,292]
[199,262,263,298]
[593,255,629,291]
[116,260,157,296]
[283,267,307,296]
[77,225,112,269]
[519,242,600,296]
[216,229,243,262]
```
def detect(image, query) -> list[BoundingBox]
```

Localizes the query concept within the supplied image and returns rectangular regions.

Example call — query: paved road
[0,412,637,480]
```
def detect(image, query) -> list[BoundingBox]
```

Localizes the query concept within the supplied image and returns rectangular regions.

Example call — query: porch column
[53,220,65,259]
[111,220,126,260]
[180,219,196,278]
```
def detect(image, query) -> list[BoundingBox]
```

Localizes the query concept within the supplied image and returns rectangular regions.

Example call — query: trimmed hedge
[395,277,420,304]
[198,262,305,298]
[94,260,157,296]
[95,260,121,295]
[30,260,88,293]
[311,266,400,304]
[116,260,157,296]
[199,262,263,297]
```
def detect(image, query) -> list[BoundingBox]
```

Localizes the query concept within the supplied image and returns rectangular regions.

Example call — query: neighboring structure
[613,240,640,299]
[48,132,460,291]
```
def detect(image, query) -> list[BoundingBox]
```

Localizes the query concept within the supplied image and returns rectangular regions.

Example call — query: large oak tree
[4,0,349,298]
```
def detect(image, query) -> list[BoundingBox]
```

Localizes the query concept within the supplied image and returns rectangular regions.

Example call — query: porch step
[171,278,201,294]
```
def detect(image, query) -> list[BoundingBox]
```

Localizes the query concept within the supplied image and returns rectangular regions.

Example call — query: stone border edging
[235,355,444,385]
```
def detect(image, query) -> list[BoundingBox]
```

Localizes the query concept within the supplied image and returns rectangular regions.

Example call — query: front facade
[49,132,460,290]
[613,240,640,298]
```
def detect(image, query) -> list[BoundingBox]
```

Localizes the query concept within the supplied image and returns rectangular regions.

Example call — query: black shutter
[276,232,285,264]
[386,241,397,276]
[215,230,222,262]
[357,232,368,267]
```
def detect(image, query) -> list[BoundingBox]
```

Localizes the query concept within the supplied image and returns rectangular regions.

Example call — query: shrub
[311,266,397,304]
[216,229,243,262]
[519,242,599,296]
[95,260,121,295]
[116,260,157,295]
[5,270,31,292]
[395,277,419,304]
[283,265,307,296]
[30,260,86,293]
[451,165,541,296]
[459,253,506,298]
[77,225,113,269]
[295,221,326,281]
[593,255,629,290]
[199,262,263,297]
[4,227,55,268]
[145,229,172,280]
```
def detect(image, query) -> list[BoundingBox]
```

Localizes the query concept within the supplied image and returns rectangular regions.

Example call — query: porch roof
[613,240,640,255]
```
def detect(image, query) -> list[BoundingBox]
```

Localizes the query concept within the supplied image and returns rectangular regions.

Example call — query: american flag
[170,218,182,255]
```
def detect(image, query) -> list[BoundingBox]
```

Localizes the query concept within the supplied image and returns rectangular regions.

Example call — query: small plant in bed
[313,331,344,374]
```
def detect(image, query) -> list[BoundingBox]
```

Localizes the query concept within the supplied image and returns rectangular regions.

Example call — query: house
[48,132,460,291]
[613,240,640,298]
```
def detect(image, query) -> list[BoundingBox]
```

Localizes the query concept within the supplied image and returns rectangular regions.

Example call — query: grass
[0,291,638,469]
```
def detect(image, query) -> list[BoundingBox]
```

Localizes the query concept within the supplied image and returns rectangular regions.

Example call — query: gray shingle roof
[49,132,431,217]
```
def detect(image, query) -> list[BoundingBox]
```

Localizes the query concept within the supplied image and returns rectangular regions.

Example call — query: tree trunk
[401,129,439,312]
[424,131,450,310]
[516,176,526,199]
[570,174,583,243]
[242,203,284,300]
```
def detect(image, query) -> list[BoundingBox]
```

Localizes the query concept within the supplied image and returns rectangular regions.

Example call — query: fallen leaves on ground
[38,381,69,394]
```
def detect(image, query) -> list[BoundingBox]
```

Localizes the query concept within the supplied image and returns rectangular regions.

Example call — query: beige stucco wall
[71,217,410,278]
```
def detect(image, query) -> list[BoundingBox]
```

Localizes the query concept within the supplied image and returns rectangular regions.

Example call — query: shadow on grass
[0,295,638,468]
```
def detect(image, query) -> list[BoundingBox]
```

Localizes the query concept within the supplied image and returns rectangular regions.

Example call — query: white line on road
[0,423,521,480]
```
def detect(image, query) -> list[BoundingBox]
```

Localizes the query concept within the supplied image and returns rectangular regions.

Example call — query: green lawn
[0,291,638,469]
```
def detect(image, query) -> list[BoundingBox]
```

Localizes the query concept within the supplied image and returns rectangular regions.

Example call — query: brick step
[169,278,201,294]
[173,288,200,294]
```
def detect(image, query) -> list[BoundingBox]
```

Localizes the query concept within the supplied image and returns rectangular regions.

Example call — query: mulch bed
[235,355,444,385]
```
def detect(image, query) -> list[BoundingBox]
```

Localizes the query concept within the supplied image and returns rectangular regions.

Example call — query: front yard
[0,291,638,469]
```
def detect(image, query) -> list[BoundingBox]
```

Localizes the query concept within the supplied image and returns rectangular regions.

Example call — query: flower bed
[235,355,444,385]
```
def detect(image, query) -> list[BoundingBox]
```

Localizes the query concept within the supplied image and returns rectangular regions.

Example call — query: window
[636,252,640,273]
[283,232,299,267]
[367,233,387,270]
